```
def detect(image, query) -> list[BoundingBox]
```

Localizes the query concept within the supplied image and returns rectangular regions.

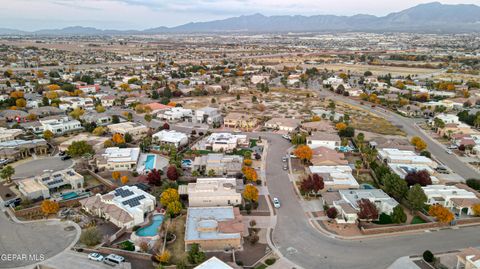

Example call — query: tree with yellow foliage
[311,115,321,122]
[411,136,427,151]
[45,91,58,100]
[166,200,182,216]
[243,184,259,202]
[167,101,176,107]
[244,159,252,166]
[47,84,60,91]
[112,133,125,145]
[293,145,313,164]
[43,130,54,140]
[119,83,130,91]
[15,98,26,107]
[95,105,106,113]
[10,91,24,99]
[40,200,60,215]
[121,175,129,185]
[428,204,454,224]
[69,108,85,120]
[112,171,121,181]
[92,126,106,136]
[335,122,347,131]
[472,204,480,216]
[155,250,171,264]
[26,113,38,121]
[242,166,258,182]
[160,188,179,207]
[103,139,114,148]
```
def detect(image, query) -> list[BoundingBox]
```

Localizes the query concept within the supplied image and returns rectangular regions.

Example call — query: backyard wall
[13,198,81,219]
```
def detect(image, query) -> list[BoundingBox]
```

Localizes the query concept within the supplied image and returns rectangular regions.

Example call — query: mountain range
[1,2,480,35]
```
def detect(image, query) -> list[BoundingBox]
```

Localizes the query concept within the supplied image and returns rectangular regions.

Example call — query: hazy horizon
[0,0,479,31]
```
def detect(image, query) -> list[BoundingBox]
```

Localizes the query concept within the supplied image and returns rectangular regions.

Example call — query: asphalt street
[12,157,73,179]
[261,133,480,269]
[318,89,480,180]
[0,212,78,268]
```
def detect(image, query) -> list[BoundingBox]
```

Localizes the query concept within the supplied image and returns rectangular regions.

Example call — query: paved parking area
[0,212,78,268]
[38,251,131,269]
[12,157,73,179]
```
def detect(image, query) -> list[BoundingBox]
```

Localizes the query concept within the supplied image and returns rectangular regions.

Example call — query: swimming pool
[61,192,78,200]
[181,159,192,168]
[136,214,164,237]
[144,155,156,171]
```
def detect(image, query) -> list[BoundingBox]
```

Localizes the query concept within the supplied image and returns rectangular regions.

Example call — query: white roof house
[17,168,84,200]
[378,148,437,168]
[39,116,83,135]
[195,257,234,269]
[422,185,480,216]
[152,130,189,148]
[161,107,193,121]
[432,114,460,125]
[107,122,148,140]
[0,127,23,142]
[204,133,247,152]
[80,185,156,228]
[308,165,359,190]
[187,178,242,207]
[97,147,140,171]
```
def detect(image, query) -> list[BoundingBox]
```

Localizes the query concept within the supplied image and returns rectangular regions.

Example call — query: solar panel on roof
[114,188,134,198]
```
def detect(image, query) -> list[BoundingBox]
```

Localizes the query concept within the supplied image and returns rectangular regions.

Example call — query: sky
[0,0,478,31]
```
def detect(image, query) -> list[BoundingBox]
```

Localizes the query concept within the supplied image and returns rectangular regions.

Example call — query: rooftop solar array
[122,195,146,207]
[67,171,76,176]
[42,177,50,182]
[47,179,64,186]
[114,188,134,198]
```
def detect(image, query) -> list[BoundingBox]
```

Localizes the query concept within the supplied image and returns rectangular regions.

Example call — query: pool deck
[137,153,169,174]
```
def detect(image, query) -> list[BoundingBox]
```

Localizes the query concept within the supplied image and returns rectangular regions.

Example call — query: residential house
[186,178,242,207]
[160,107,193,122]
[81,111,112,126]
[107,122,148,140]
[204,133,247,152]
[152,130,189,148]
[96,147,141,171]
[307,132,341,150]
[185,206,245,251]
[264,118,301,132]
[0,127,22,142]
[80,186,156,228]
[310,147,348,166]
[194,257,237,269]
[194,107,222,125]
[323,189,399,223]
[456,247,480,269]
[17,168,84,200]
[0,139,49,161]
[308,166,359,190]
[38,115,83,135]
[422,185,480,217]
[193,154,243,176]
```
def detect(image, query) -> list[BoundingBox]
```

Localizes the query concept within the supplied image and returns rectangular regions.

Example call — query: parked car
[103,254,124,266]
[59,151,66,156]
[61,155,71,161]
[282,134,291,141]
[446,149,453,155]
[283,164,288,170]
[273,197,281,208]
[88,253,104,262]
[282,157,287,162]
[3,197,21,208]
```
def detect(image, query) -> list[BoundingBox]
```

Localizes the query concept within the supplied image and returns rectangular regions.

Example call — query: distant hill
[2,2,480,35]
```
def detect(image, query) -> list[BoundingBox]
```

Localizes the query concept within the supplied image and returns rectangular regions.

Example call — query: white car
[88,253,104,262]
[446,149,453,155]
[273,197,281,208]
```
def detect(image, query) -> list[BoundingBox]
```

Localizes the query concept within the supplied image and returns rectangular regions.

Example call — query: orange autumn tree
[41,200,60,215]
[242,166,258,182]
[121,175,129,185]
[335,122,347,131]
[47,84,61,91]
[112,133,125,145]
[428,204,454,223]
[294,145,313,164]
[243,184,259,202]
[112,171,121,181]
[472,204,480,216]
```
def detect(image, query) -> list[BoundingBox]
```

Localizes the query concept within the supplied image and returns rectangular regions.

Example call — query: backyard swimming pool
[61,192,78,200]
[144,155,156,171]
[136,214,164,237]
[181,159,192,168]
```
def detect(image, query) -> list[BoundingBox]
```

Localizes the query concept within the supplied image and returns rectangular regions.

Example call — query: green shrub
[423,250,434,263]
[265,258,276,265]
[119,240,135,251]
[466,179,480,190]
[374,213,392,224]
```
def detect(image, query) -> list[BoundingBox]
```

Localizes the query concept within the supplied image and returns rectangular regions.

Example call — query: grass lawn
[411,216,426,224]
[165,215,187,264]
[255,264,268,269]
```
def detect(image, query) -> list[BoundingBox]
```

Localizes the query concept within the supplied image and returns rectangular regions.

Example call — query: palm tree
[0,166,15,184]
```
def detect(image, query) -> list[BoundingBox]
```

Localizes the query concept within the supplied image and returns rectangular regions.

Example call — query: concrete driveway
[0,212,78,268]
[259,133,480,269]
[12,157,73,179]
